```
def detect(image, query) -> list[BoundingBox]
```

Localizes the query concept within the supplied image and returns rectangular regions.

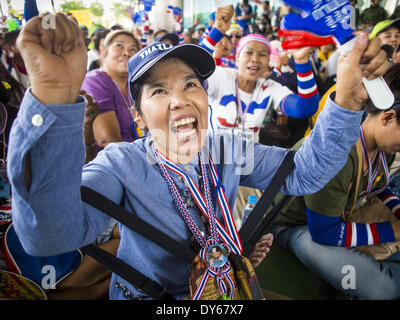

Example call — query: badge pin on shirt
[280,0,394,110]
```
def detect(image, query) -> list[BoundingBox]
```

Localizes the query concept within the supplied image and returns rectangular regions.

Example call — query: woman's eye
[185,82,198,89]
[152,89,166,96]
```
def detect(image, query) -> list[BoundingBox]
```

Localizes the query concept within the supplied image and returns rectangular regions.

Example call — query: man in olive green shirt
[361,0,388,29]
[271,65,400,299]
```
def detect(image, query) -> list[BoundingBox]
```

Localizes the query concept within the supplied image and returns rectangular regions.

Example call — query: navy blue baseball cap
[127,41,216,90]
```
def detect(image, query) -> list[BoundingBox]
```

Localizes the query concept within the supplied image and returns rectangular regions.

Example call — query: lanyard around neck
[152,144,242,255]
[360,127,390,197]
[235,78,255,132]
[152,144,242,299]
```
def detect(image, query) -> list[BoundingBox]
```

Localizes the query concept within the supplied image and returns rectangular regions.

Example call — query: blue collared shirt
[8,90,363,299]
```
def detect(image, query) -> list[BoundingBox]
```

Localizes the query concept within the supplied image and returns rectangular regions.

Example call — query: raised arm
[18,13,87,189]
[278,47,319,118]
[288,31,391,193]
[241,32,390,196]
[199,5,234,54]
[8,14,116,255]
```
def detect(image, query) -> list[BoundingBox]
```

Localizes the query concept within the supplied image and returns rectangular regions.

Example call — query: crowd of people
[0,0,400,301]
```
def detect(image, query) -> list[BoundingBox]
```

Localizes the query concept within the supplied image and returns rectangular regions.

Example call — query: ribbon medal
[205,244,228,269]
[152,145,241,300]
[359,127,390,198]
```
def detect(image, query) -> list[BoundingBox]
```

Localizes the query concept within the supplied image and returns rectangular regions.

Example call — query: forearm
[7,90,110,255]
[375,187,400,219]
[199,27,225,54]
[279,61,319,118]
[307,208,395,246]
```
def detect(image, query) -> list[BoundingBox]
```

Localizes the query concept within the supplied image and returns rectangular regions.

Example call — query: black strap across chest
[80,149,295,299]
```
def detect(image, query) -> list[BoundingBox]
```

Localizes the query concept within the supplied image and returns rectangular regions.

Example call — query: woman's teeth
[171,117,196,130]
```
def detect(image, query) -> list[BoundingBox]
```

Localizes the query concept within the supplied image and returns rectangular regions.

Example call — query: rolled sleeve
[7,90,103,255]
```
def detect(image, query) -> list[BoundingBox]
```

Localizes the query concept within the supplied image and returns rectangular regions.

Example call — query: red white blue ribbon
[152,145,242,299]
[208,152,242,254]
[153,147,242,255]
[360,127,390,198]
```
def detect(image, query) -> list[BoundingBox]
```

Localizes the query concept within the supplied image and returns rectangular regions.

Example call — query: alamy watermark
[41,265,56,290]
[143,128,256,175]
[41,13,56,30]
[341,264,356,290]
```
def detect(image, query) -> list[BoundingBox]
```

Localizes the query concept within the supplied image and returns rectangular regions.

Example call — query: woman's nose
[169,91,189,110]
[250,53,259,62]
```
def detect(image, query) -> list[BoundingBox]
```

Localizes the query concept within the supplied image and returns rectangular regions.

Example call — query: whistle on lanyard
[278,29,336,50]
[280,0,394,110]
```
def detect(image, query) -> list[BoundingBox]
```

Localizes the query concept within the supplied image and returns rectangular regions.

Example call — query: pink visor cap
[236,34,271,56]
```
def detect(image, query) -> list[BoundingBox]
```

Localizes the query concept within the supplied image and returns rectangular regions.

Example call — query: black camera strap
[239,150,296,256]
[80,149,295,300]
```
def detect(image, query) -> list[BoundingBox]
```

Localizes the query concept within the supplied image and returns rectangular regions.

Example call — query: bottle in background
[242,194,258,224]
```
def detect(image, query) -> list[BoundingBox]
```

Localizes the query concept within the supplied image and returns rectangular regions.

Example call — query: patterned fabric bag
[186,253,265,300]
[0,270,47,300]
[345,196,400,261]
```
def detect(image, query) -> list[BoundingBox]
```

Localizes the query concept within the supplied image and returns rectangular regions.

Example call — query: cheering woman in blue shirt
[8,10,390,299]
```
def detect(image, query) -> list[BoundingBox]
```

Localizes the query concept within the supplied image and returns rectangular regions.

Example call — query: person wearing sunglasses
[227,24,243,57]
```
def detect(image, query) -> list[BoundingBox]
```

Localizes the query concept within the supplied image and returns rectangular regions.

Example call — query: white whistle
[339,38,394,110]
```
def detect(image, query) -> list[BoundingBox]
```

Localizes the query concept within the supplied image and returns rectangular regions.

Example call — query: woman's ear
[131,107,147,130]
[381,109,396,126]
[100,47,109,62]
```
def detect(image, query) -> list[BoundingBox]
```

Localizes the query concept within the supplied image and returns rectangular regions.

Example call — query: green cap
[370,19,400,39]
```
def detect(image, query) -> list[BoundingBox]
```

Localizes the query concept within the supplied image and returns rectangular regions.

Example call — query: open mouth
[170,117,198,141]
[247,66,260,75]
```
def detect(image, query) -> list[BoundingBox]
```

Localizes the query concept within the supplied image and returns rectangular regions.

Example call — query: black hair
[365,63,400,124]
[2,29,20,46]
[154,29,168,39]
[110,24,123,31]
[0,61,25,104]
[130,71,149,116]
[94,29,111,52]
[130,58,205,115]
